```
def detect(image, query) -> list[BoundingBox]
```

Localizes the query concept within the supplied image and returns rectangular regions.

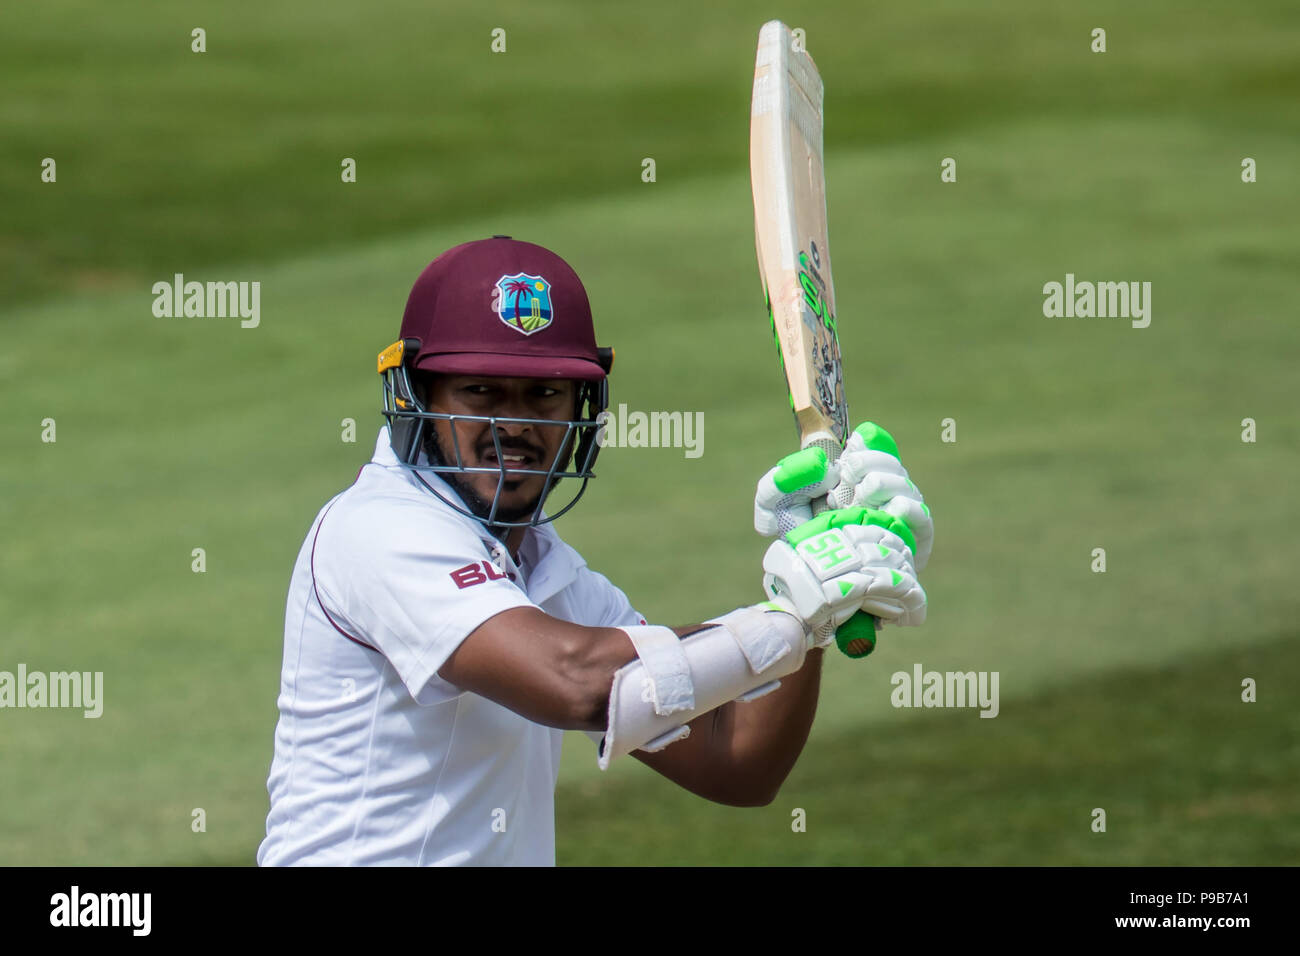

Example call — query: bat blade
[750,19,847,462]
[751,21,878,659]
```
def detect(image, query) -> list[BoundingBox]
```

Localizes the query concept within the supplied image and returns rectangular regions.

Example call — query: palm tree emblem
[496,274,552,334]
[503,279,532,329]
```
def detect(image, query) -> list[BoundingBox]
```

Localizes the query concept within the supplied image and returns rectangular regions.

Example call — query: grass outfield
[557,636,1300,866]
[1,1,1298,864]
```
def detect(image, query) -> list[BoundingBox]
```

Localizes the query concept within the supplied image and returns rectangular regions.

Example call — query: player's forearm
[571,625,640,730]
[574,622,720,731]
[709,645,825,803]
[578,612,820,797]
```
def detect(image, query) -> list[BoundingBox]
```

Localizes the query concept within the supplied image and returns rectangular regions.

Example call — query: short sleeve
[575,566,646,629]
[311,494,537,702]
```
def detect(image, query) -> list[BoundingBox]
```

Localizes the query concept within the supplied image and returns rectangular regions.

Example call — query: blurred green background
[2,0,1297,864]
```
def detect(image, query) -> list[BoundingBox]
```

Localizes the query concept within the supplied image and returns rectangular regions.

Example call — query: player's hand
[753,446,839,537]
[761,508,927,648]
[824,422,933,571]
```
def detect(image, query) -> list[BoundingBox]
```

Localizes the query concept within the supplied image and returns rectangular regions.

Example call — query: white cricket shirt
[257,427,642,866]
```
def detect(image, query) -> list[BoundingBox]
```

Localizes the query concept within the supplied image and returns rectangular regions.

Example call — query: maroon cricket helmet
[399,236,608,381]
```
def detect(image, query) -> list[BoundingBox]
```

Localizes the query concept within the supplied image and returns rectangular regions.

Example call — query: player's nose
[491,382,553,427]
[491,399,534,431]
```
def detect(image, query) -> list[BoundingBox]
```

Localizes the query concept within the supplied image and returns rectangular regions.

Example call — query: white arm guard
[593,604,810,770]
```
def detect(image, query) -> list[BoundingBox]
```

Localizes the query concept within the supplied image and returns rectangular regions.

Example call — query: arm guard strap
[594,604,809,770]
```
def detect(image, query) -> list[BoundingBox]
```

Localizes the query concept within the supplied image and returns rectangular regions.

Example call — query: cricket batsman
[257,236,932,866]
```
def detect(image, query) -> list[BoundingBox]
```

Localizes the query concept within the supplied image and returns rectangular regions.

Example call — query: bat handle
[835,610,881,659]
[805,433,880,659]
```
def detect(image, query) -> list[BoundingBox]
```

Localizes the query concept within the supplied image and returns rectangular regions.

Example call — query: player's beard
[422,425,557,526]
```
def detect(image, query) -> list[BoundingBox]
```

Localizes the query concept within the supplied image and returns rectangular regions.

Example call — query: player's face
[425,375,578,520]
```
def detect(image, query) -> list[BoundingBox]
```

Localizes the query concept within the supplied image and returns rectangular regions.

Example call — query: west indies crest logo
[492,273,553,335]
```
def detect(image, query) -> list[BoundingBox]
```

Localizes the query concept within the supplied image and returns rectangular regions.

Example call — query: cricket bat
[750,19,879,658]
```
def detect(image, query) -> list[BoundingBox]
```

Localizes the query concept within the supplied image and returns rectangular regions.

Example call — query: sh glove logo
[795,529,859,578]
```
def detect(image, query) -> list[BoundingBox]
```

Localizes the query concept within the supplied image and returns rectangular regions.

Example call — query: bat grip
[806,437,880,659]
